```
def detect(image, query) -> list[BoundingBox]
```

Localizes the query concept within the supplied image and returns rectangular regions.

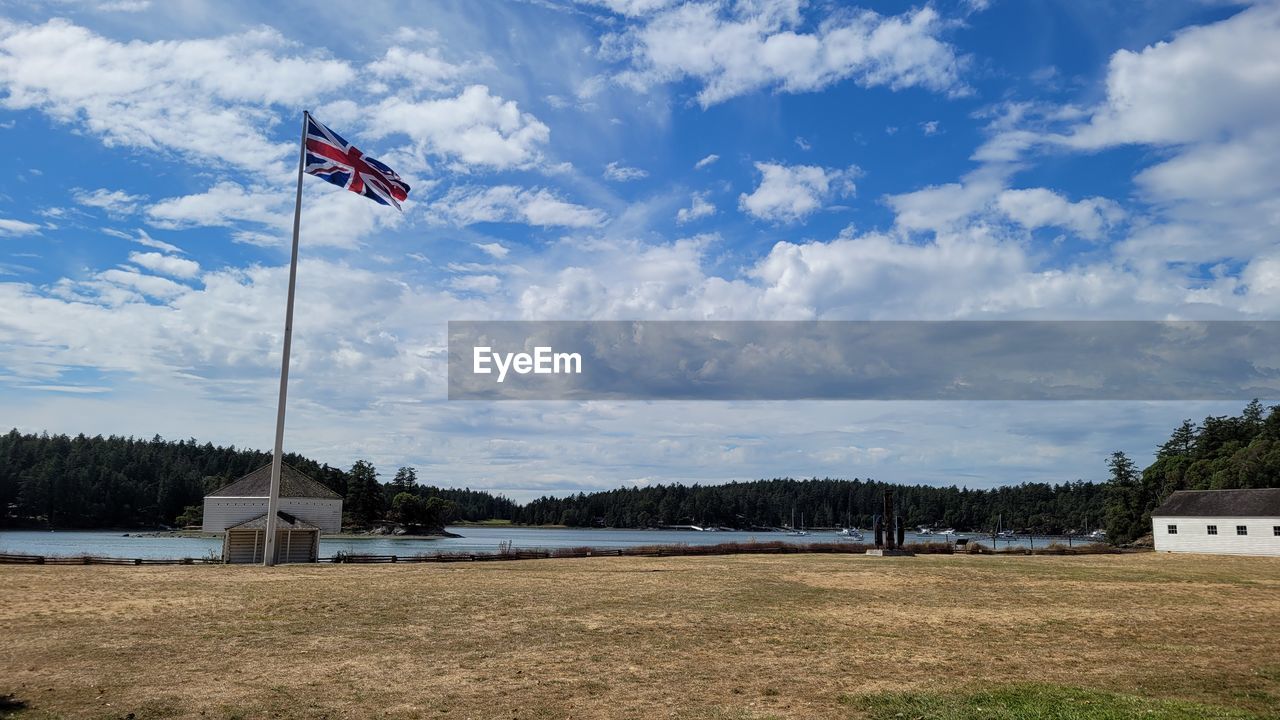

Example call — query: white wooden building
[202,463,343,563]
[1151,488,1280,557]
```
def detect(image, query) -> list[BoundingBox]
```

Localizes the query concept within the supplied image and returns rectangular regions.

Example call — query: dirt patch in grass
[1,553,1278,719]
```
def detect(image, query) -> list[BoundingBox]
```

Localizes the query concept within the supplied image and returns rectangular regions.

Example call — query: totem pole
[878,488,896,549]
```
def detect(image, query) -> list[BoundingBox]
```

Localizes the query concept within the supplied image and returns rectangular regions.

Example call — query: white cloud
[738,161,856,223]
[603,161,649,181]
[128,251,201,279]
[230,231,282,248]
[0,19,354,174]
[474,242,510,259]
[606,4,966,107]
[146,181,399,250]
[676,192,716,224]
[367,46,466,93]
[449,274,502,293]
[1038,3,1280,264]
[74,188,146,216]
[95,0,150,11]
[920,120,940,135]
[96,268,189,301]
[995,188,1123,241]
[1133,128,1280,205]
[148,182,285,230]
[794,136,811,151]
[694,153,719,169]
[0,218,41,236]
[887,170,1123,241]
[366,85,550,171]
[579,0,678,16]
[886,166,1009,234]
[430,185,607,228]
[1062,3,1280,151]
[130,229,184,254]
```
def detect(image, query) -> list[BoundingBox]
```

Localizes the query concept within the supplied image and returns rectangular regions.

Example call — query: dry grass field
[2,552,1278,719]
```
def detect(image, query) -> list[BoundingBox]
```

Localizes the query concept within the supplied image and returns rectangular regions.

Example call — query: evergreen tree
[346,460,384,526]
[1103,451,1142,544]
[391,466,417,494]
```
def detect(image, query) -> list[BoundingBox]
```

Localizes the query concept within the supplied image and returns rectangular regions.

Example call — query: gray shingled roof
[1152,488,1280,518]
[227,511,320,531]
[206,462,342,500]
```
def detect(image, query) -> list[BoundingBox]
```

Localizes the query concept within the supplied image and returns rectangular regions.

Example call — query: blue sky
[1,0,1276,500]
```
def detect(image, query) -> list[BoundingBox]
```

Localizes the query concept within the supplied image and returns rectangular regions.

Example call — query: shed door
[225,530,263,563]
[275,530,318,564]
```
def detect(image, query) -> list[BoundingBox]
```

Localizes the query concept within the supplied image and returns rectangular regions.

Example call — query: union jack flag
[304,113,410,210]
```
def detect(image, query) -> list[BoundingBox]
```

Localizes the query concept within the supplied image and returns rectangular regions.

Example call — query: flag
[303,114,410,210]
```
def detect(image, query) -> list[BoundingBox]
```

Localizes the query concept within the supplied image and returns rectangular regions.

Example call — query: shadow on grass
[841,683,1266,720]
[0,694,27,718]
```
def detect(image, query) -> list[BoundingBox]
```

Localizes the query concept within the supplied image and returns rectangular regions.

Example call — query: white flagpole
[263,109,310,567]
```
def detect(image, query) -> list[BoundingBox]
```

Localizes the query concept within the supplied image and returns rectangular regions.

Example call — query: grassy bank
[2,553,1278,719]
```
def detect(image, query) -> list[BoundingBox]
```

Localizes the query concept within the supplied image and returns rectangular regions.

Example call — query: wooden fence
[0,553,221,565]
[0,539,1113,567]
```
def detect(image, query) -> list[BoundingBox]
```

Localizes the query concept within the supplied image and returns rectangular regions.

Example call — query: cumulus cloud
[603,161,649,181]
[95,267,190,301]
[147,182,286,230]
[995,189,1123,240]
[430,185,607,228]
[1040,3,1280,264]
[0,19,353,174]
[694,153,719,169]
[887,170,1123,241]
[1062,3,1280,151]
[128,251,201,279]
[676,191,716,224]
[738,162,856,223]
[887,173,1005,234]
[146,181,400,250]
[367,46,466,93]
[605,3,967,106]
[366,85,550,171]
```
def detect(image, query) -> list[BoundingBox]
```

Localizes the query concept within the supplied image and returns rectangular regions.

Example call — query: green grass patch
[843,683,1266,720]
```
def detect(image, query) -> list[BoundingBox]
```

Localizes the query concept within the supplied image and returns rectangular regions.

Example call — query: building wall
[1152,515,1280,557]
[202,497,342,533]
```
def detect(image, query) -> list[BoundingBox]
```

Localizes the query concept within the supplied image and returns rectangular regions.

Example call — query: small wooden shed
[222,511,322,564]
[202,462,343,563]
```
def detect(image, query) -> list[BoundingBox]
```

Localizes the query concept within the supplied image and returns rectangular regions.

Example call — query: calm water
[0,527,1095,560]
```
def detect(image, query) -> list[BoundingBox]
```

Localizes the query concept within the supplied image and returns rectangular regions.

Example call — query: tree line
[1102,400,1280,544]
[0,430,517,531]
[1,428,1106,533]
[510,477,1104,533]
[8,402,1271,536]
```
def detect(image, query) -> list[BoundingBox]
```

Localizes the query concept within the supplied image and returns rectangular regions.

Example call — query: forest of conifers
[1,400,1275,538]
